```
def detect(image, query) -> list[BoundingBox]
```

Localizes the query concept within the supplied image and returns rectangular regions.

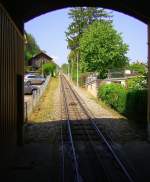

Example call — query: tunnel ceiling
[0,0,150,24]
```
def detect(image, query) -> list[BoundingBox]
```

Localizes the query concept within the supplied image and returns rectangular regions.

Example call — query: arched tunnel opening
[0,1,150,181]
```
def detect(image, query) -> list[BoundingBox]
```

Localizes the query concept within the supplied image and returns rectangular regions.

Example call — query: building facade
[28,52,54,70]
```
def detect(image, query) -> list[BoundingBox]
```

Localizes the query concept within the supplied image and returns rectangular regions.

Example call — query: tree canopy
[66,7,112,60]
[129,62,147,75]
[43,63,57,77]
[24,32,41,64]
[79,21,129,78]
[61,63,69,74]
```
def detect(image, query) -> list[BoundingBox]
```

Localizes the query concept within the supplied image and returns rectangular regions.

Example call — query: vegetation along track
[59,74,135,182]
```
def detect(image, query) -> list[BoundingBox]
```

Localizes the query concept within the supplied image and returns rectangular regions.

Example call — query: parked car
[24,81,38,95]
[24,74,45,85]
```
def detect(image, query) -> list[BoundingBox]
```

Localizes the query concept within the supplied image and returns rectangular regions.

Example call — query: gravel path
[69,78,150,182]
[68,77,147,144]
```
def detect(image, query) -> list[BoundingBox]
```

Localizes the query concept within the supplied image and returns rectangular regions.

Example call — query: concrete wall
[24,75,51,121]
[87,81,98,97]
[86,79,102,97]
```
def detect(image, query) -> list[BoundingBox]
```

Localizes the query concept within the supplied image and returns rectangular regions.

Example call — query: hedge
[98,83,147,121]
[98,83,126,113]
[124,89,147,121]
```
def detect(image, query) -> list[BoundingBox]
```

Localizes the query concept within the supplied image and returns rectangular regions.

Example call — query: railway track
[60,74,135,182]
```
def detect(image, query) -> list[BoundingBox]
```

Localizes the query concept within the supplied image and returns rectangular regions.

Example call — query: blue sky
[24,8,147,66]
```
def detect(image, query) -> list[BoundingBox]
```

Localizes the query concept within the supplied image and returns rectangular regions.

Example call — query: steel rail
[62,76,112,182]
[62,74,135,182]
[60,75,82,182]
[60,77,65,182]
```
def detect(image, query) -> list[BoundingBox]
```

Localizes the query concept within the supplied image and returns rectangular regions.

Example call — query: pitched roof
[28,52,57,65]
[30,52,52,60]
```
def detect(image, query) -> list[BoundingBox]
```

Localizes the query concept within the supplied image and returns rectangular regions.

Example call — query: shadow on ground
[0,118,150,182]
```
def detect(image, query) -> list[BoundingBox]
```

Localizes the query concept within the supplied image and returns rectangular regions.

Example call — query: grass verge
[29,77,59,122]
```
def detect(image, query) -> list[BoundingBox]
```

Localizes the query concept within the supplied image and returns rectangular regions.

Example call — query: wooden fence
[0,4,24,145]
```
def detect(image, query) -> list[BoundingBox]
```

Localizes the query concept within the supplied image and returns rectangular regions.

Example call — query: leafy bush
[43,63,56,77]
[98,83,126,113]
[129,62,147,75]
[127,76,147,90]
[98,82,147,121]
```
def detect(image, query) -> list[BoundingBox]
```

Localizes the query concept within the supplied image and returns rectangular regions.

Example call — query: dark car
[24,81,38,94]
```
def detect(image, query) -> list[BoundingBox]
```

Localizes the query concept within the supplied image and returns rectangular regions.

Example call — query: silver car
[24,74,45,85]
[24,81,38,94]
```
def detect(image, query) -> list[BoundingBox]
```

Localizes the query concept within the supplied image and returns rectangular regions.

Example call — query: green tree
[79,21,129,78]
[66,7,112,81]
[66,7,112,51]
[24,32,41,64]
[129,62,147,75]
[61,63,69,74]
[43,63,57,77]
[127,76,147,90]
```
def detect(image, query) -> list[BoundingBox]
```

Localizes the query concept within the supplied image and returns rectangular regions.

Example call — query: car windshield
[28,76,36,78]
[24,75,44,79]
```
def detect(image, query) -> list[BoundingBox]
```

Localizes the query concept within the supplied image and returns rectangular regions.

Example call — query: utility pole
[71,60,73,81]
[68,63,70,77]
[42,60,43,76]
[77,53,79,87]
